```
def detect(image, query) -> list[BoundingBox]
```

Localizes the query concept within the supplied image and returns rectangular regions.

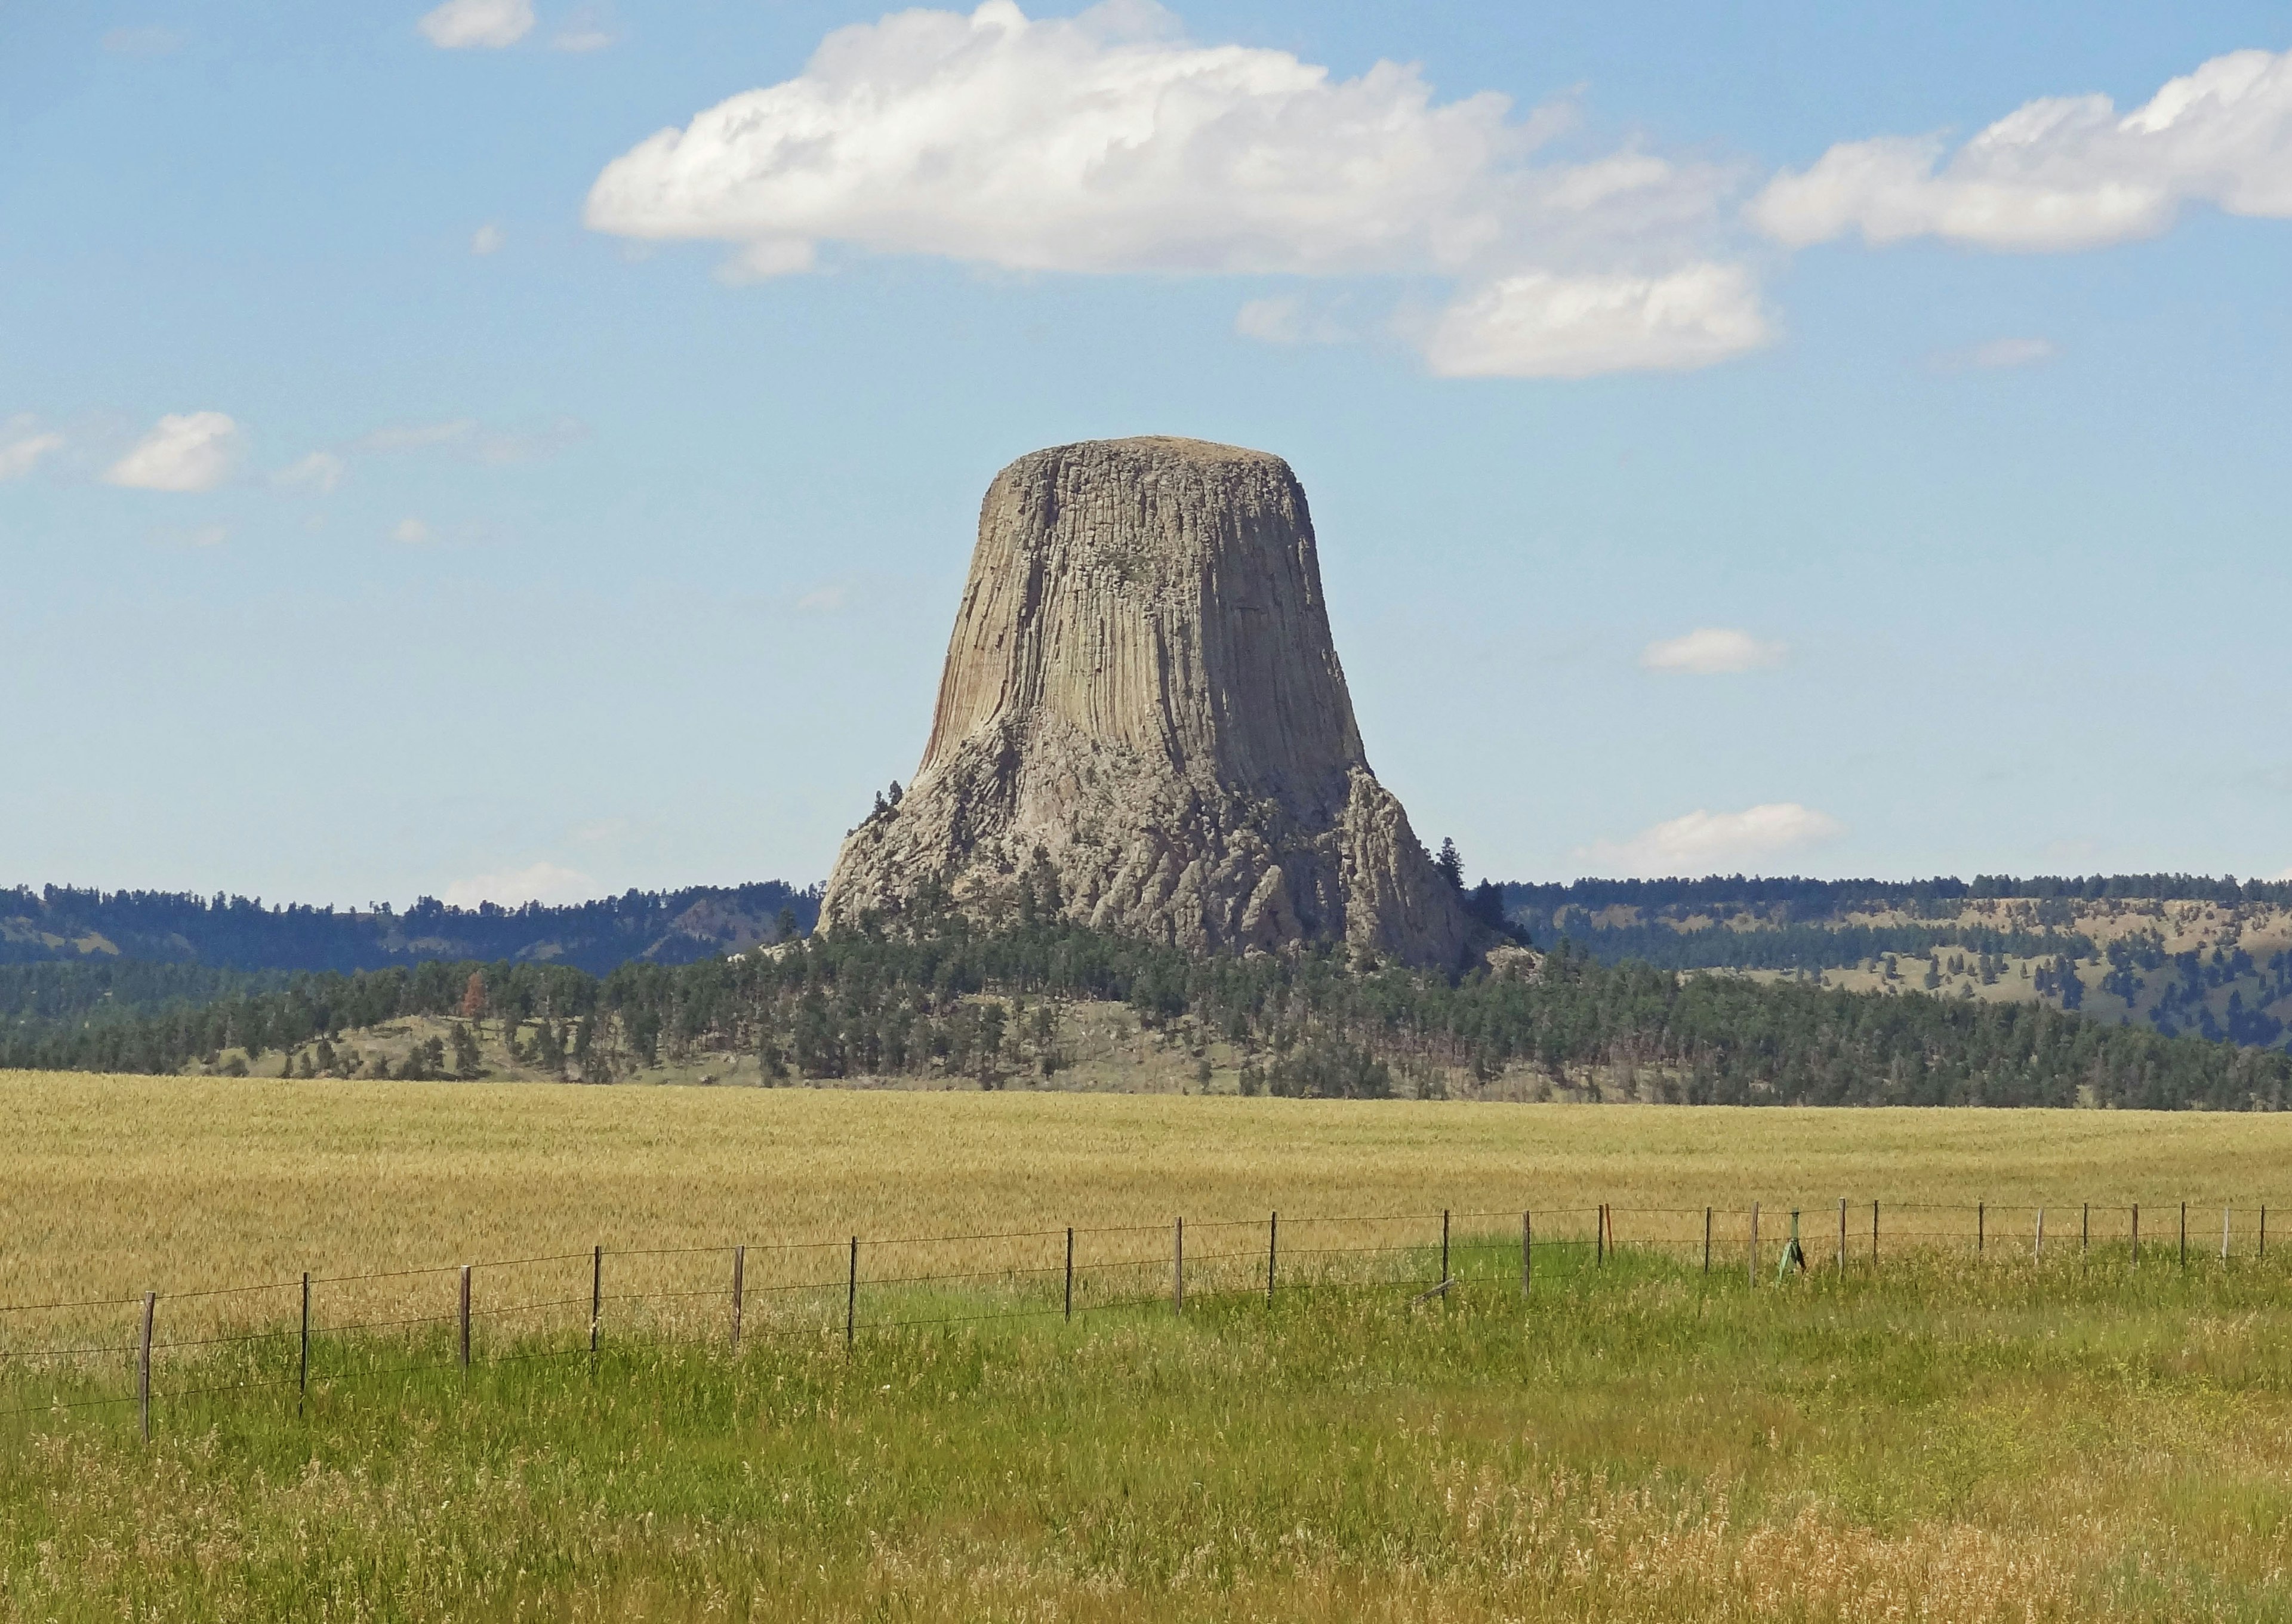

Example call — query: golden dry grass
[7,1068,2292,1302]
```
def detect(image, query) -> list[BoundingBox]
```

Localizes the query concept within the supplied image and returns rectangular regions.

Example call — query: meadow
[8,1071,2292,1620]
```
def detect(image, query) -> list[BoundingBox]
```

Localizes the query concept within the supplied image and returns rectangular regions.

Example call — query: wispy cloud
[272,451,346,492]
[0,420,66,482]
[471,223,506,255]
[1639,627,1786,674]
[101,26,186,56]
[353,417,586,464]
[551,4,617,51]
[393,517,432,544]
[1929,336,2057,374]
[442,861,592,907]
[1575,802,1845,877]
[105,411,242,492]
[419,0,533,50]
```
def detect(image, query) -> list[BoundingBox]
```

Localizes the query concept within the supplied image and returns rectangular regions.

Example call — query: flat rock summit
[820,436,1480,968]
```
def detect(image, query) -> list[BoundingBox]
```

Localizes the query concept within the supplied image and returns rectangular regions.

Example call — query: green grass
[8,1243,2292,1621]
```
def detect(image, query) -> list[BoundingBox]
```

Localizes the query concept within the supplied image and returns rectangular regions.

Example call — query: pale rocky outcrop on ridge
[820,435,1481,969]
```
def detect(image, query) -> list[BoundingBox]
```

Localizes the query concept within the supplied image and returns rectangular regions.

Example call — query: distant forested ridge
[5,920,2284,1111]
[0,883,820,975]
[1498,872,2292,1056]
[1504,874,2292,914]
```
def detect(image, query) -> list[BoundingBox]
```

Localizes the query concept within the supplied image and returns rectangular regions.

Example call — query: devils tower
[820,436,1479,969]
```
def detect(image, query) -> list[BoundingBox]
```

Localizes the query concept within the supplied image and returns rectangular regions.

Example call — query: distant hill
[0,883,820,977]
[1504,875,2292,1053]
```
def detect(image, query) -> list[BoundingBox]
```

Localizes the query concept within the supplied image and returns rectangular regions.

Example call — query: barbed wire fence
[1,1197,2276,1440]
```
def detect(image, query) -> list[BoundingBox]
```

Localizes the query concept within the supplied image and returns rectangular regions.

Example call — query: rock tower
[820,436,1478,969]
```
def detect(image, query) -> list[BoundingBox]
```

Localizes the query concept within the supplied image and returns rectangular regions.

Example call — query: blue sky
[5,1,2290,905]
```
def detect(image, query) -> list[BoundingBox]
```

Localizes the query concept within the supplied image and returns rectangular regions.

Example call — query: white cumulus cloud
[0,421,65,481]
[1576,803,1846,878]
[471,223,506,255]
[1640,627,1786,674]
[587,1,1765,378]
[443,861,592,907]
[419,0,534,50]
[1753,47,2292,251]
[1422,264,1770,378]
[104,411,241,492]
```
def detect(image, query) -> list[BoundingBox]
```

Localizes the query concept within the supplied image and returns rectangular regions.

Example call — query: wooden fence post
[1441,1209,1451,1286]
[139,1292,155,1443]
[1837,1198,1847,1274]
[2035,1208,2044,1264]
[298,1271,310,1413]
[1522,1210,1532,1295]
[459,1264,472,1372]
[846,1237,858,1348]
[2180,1201,2187,1269]
[2222,1204,2232,1263]
[1173,1218,1184,1315]
[1265,1213,1276,1306]
[2263,1206,2269,1261]
[1977,1201,1985,1258]
[589,1246,602,1367]
[1749,1203,1759,1286]
[1703,1207,1712,1274]
[1595,1203,1605,1268]
[731,1244,744,1352]
[2082,1203,2089,1259]
[2133,1203,2140,1266]
[1067,1227,1076,1320]
[1872,1200,1880,1265]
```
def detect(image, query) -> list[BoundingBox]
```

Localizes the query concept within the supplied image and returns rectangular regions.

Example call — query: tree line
[0,882,819,973]
[1509,919,2097,975]
[1503,872,2292,917]
[5,919,2287,1111]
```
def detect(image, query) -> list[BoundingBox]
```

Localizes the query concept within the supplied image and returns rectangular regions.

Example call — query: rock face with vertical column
[819,436,1479,969]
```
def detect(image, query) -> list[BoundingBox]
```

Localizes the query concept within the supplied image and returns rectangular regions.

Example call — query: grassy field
[9,1071,2292,1620]
[10,1070,2292,1299]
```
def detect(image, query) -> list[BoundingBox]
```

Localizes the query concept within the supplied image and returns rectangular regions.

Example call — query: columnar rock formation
[820,436,1479,969]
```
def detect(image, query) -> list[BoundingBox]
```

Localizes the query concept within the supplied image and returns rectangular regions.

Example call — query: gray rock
[820,436,1480,969]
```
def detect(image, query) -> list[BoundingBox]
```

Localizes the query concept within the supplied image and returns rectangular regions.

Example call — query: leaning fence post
[459,1264,472,1373]
[1749,1203,1759,1286]
[2035,1208,2044,1264]
[846,1237,858,1348]
[731,1244,745,1352]
[139,1291,156,1443]
[1172,1218,1184,1315]
[2222,1204,2232,1264]
[1066,1227,1076,1320]
[1522,1210,1532,1295]
[1441,1209,1451,1286]
[1265,1213,1276,1306]
[1837,1198,1847,1274]
[589,1246,602,1367]
[298,1271,310,1412]
[1597,1204,1606,1268]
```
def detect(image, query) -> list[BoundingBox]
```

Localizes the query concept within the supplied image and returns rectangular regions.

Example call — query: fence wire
[6,1197,2288,1434]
